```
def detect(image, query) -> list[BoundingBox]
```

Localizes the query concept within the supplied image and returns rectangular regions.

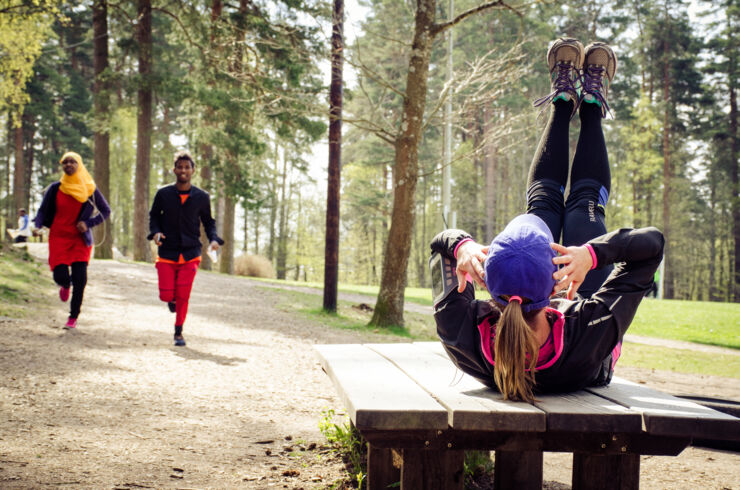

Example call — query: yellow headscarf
[59,152,96,203]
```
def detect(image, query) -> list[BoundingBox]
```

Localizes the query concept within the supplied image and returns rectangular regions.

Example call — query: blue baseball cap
[484,214,557,312]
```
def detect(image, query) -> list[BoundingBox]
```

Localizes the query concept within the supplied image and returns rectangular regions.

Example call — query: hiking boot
[534,38,585,112]
[64,317,77,329]
[59,286,70,302]
[174,334,186,347]
[167,301,176,313]
[581,42,617,117]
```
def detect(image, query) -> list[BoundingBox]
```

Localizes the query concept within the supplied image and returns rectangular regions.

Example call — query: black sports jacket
[147,185,224,262]
[431,226,664,393]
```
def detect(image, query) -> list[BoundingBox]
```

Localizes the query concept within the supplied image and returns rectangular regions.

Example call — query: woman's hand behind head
[550,243,593,300]
[455,241,489,293]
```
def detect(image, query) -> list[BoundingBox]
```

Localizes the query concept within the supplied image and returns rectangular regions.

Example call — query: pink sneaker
[59,286,70,302]
[64,317,77,329]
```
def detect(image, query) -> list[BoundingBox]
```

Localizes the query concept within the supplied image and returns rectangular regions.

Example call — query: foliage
[319,408,367,489]
[0,0,60,125]
[464,450,495,486]
[234,253,275,278]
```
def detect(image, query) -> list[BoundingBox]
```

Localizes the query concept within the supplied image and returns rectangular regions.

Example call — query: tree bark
[198,0,223,271]
[729,37,739,301]
[660,36,673,299]
[133,0,152,262]
[276,151,289,279]
[13,124,24,217]
[323,0,343,312]
[370,0,436,327]
[93,0,112,258]
[219,195,235,274]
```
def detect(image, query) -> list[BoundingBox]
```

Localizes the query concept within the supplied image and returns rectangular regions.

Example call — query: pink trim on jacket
[585,244,597,270]
[476,308,565,370]
[453,238,473,259]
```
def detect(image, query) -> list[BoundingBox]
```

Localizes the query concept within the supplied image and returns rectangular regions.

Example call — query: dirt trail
[0,255,738,489]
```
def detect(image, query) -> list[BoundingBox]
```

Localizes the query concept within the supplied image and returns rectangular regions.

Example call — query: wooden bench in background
[315,342,740,490]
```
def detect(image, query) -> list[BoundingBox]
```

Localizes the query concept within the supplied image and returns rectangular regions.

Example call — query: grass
[0,244,54,317]
[627,298,740,350]
[246,275,434,306]
[255,286,437,340]
[619,341,740,379]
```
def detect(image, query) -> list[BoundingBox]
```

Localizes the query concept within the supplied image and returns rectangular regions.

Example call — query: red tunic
[48,190,92,269]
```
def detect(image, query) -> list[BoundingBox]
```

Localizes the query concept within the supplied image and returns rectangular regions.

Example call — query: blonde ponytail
[493,300,541,403]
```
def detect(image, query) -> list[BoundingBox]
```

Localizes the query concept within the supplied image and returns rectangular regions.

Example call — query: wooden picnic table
[315,341,740,490]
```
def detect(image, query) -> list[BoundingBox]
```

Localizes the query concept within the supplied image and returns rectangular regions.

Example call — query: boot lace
[533,61,578,114]
[581,65,612,118]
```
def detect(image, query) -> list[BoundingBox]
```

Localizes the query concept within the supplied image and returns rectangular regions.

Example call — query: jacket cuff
[584,244,597,270]
[454,238,473,259]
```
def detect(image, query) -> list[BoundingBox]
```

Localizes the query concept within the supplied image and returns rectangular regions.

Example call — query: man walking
[148,151,223,346]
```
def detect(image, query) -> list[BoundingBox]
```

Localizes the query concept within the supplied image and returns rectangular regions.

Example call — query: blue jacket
[34,182,111,247]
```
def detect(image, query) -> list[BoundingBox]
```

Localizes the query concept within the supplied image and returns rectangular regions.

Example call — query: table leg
[367,444,400,490]
[572,452,639,490]
[494,450,543,490]
[399,448,464,490]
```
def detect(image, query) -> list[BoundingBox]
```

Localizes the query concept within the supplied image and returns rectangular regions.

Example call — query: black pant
[53,262,88,319]
[526,100,612,298]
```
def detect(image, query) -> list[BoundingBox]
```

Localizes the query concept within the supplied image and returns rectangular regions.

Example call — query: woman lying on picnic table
[431,39,664,403]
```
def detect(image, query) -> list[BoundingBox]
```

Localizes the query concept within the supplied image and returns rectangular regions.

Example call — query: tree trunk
[729,45,739,301]
[276,151,289,279]
[93,0,112,258]
[323,0,343,312]
[199,158,214,270]
[219,195,235,274]
[133,0,152,262]
[13,124,25,217]
[198,0,222,271]
[4,114,11,222]
[370,0,436,327]
[268,140,279,262]
[661,39,673,299]
[23,116,35,211]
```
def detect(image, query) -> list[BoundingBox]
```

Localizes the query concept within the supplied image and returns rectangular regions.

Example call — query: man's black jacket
[148,184,224,261]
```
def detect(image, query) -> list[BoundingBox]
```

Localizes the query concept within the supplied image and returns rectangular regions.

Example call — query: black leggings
[526,100,611,298]
[53,262,88,319]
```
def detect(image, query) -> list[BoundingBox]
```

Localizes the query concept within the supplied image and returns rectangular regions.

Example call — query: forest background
[1,0,738,328]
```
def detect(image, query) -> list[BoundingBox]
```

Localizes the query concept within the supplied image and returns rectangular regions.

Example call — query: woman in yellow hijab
[33,151,111,329]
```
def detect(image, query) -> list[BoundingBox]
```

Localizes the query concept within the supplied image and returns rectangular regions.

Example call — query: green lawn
[619,342,740,379]
[0,245,54,317]
[628,298,740,350]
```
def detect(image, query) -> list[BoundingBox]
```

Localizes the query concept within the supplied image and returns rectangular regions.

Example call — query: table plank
[367,342,545,432]
[314,344,448,431]
[587,377,740,441]
[400,342,640,433]
[534,392,642,433]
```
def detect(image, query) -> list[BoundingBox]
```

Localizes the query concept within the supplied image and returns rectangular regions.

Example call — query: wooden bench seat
[315,342,740,490]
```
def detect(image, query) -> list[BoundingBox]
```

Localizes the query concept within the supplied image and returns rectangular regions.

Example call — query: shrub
[234,254,275,278]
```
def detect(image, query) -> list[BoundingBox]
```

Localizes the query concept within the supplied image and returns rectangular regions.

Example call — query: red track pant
[155,261,198,327]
